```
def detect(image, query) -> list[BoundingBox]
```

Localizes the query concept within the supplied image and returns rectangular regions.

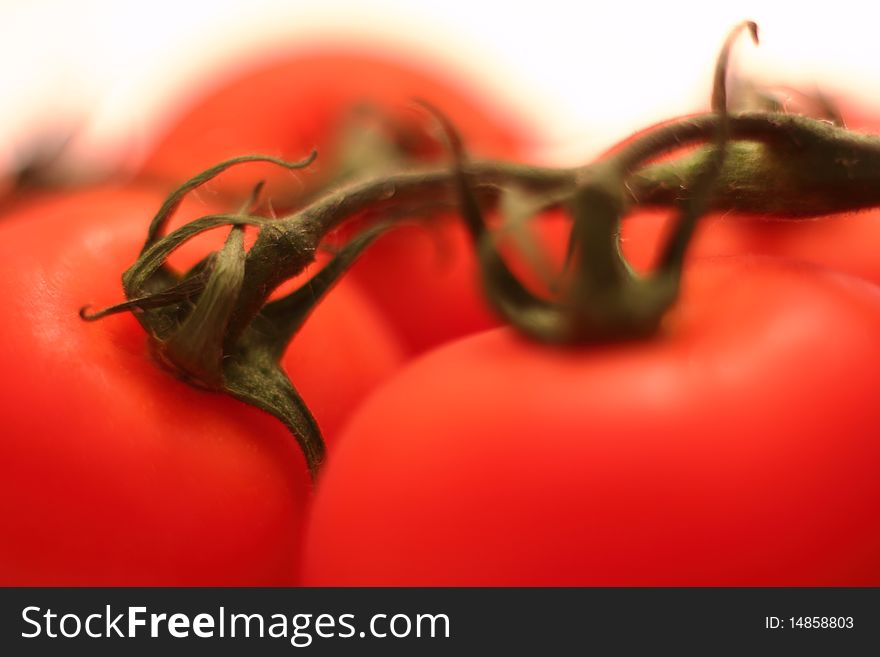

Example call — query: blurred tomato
[141,51,527,191]
[621,205,880,284]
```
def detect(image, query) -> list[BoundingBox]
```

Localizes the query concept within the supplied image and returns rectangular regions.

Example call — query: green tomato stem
[82,22,880,477]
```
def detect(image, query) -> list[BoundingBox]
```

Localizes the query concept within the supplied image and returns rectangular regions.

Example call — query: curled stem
[657,19,757,274]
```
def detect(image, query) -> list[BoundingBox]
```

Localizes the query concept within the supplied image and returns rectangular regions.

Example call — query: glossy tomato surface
[0,186,402,585]
[620,206,880,284]
[302,257,880,586]
[140,50,532,353]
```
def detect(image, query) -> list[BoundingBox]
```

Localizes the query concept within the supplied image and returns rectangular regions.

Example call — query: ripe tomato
[301,257,880,586]
[0,185,402,585]
[620,206,880,283]
[140,51,527,192]
[138,50,532,353]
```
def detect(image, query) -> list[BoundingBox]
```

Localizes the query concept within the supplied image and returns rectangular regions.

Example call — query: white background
[1,0,879,178]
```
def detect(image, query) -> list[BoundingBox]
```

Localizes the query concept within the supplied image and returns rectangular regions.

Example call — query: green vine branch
[82,21,880,477]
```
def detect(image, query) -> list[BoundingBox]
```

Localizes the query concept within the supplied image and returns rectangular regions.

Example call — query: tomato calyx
[80,152,384,478]
[433,22,755,343]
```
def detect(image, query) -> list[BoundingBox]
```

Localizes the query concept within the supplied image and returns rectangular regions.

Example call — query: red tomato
[302,257,880,586]
[140,51,527,189]
[0,185,402,585]
[621,207,880,283]
[139,50,532,353]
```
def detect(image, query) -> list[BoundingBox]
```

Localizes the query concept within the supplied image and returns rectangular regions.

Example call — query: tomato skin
[302,258,880,586]
[0,186,402,585]
[139,50,531,354]
[344,218,499,352]
[620,207,880,283]
[140,50,526,199]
